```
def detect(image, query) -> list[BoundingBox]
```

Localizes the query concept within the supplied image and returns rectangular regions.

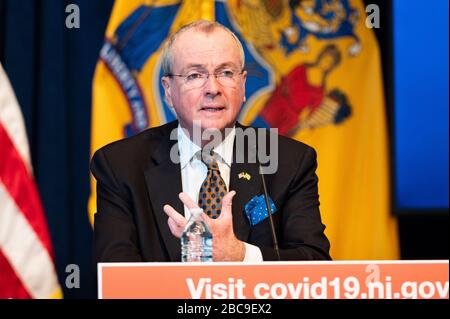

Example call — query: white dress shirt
[177,125,263,262]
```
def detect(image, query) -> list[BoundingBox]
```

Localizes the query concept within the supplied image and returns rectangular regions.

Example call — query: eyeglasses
[165,69,245,89]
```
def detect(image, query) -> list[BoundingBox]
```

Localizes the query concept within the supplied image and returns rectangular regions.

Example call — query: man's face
[162,28,247,137]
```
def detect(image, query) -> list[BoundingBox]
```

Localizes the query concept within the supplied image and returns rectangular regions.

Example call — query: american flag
[0,63,61,298]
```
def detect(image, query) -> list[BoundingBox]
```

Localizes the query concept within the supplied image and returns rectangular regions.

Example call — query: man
[91,20,331,263]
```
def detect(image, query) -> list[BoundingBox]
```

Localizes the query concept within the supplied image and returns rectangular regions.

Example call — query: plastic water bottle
[181,208,213,262]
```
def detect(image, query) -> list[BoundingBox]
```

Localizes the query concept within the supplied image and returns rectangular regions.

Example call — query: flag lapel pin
[238,172,251,181]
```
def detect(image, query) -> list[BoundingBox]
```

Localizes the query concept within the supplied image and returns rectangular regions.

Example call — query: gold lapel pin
[238,172,251,181]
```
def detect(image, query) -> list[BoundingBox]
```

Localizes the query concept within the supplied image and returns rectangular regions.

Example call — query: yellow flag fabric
[90,0,399,260]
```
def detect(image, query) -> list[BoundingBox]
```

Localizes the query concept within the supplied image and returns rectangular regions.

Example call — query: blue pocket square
[244,195,277,226]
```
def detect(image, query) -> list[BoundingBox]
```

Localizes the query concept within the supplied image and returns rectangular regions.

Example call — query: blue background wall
[393,0,449,210]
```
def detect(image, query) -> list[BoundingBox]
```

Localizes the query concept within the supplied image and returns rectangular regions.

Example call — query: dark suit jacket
[91,121,331,262]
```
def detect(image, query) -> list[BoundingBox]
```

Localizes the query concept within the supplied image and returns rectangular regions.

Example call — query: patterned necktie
[198,149,228,219]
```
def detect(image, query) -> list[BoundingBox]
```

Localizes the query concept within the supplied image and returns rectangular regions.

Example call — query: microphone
[253,142,281,261]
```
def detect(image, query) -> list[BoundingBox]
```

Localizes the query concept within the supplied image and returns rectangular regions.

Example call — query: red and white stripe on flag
[0,63,61,299]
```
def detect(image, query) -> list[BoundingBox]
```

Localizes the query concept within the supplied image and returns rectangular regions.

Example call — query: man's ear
[242,70,247,103]
[161,76,173,107]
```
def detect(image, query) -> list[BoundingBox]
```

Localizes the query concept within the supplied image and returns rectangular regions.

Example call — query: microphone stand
[257,158,281,261]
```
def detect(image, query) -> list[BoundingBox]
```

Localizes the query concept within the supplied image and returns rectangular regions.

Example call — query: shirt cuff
[243,243,263,262]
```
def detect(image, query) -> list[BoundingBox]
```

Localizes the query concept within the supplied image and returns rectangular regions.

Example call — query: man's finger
[200,212,212,228]
[163,204,187,226]
[167,217,183,238]
[219,190,236,218]
[179,192,199,210]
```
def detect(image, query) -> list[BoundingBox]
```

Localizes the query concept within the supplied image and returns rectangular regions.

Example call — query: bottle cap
[190,208,203,217]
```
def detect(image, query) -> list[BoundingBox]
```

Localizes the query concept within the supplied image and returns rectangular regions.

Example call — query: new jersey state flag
[90,0,399,260]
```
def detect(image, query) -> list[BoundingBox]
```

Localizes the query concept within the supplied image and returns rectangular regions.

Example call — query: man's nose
[204,74,222,96]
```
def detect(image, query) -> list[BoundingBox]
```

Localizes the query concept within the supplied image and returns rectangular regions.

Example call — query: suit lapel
[229,124,262,242]
[144,123,183,261]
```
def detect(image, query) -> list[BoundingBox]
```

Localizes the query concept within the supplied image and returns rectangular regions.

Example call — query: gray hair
[161,20,245,75]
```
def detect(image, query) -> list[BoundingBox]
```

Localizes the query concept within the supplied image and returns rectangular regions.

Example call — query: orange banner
[99,261,448,299]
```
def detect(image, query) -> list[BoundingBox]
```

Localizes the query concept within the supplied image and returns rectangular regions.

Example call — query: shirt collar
[177,125,235,169]
[178,126,201,169]
[213,127,235,167]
